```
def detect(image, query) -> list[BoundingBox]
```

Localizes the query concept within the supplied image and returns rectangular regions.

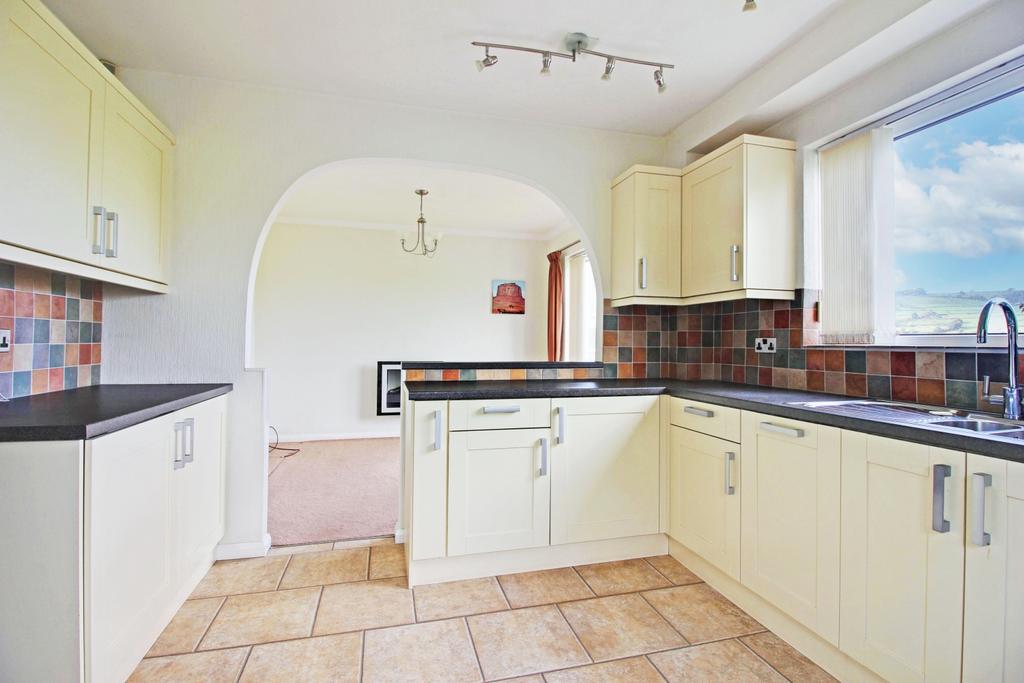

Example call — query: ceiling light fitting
[472,33,673,94]
[742,0,758,11]
[401,189,438,257]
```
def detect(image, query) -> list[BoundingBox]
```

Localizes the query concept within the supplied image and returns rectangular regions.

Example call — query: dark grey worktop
[405,378,1024,463]
[0,384,232,441]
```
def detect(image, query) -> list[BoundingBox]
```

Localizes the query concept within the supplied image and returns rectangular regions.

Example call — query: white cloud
[894,140,1024,257]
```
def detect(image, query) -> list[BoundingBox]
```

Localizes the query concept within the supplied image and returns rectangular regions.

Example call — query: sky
[894,86,1024,293]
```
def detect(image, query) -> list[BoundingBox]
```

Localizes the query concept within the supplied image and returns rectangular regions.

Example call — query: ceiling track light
[601,58,615,81]
[475,47,498,71]
[742,0,758,11]
[540,52,552,75]
[654,68,666,93]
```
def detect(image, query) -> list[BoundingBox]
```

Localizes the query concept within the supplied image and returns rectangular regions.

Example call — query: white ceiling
[45,0,846,136]
[275,162,569,240]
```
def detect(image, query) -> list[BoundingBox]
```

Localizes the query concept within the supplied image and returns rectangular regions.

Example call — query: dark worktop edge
[402,361,603,370]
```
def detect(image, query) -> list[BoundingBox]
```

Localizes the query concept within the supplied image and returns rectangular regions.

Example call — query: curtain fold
[546,251,564,361]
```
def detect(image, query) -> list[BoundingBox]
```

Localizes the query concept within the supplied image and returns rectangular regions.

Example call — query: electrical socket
[754,337,776,353]
[0,329,9,352]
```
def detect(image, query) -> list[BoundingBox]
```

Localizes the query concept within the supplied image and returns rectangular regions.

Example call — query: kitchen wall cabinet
[962,454,1024,682]
[550,396,659,545]
[611,166,682,306]
[740,412,840,645]
[839,432,964,683]
[0,395,226,683]
[680,135,796,304]
[0,0,174,292]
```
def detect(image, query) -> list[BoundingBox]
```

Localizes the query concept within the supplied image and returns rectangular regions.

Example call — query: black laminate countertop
[405,378,1024,464]
[0,384,232,442]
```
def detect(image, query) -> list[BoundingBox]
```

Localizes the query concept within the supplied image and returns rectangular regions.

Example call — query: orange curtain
[547,251,564,361]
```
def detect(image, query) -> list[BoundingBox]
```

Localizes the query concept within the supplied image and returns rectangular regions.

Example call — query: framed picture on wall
[491,279,525,314]
[376,361,402,416]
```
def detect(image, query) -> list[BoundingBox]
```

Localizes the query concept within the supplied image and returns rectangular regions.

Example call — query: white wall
[254,222,550,440]
[101,70,664,556]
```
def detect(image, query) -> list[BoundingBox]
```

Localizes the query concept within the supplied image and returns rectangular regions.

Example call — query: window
[818,58,1024,345]
[563,247,597,361]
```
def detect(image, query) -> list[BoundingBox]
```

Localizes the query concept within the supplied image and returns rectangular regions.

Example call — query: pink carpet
[268,438,399,546]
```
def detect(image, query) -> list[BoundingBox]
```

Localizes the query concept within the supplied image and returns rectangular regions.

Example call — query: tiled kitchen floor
[129,538,836,682]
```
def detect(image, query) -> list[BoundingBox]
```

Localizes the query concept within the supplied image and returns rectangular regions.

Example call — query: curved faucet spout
[977,297,1021,419]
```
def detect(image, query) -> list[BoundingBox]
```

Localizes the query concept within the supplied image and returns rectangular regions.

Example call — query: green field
[896,290,1020,335]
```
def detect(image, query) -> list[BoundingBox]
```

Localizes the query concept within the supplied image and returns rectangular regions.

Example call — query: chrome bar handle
[639,257,648,290]
[932,464,951,533]
[971,472,993,546]
[556,406,566,444]
[182,417,195,464]
[105,211,119,258]
[173,422,186,470]
[729,244,739,282]
[759,422,805,439]
[539,437,549,477]
[724,452,736,495]
[482,405,521,414]
[91,206,106,254]
[683,406,714,418]
[433,409,443,451]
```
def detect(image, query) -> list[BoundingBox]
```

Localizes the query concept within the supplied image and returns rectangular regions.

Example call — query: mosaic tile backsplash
[0,260,103,398]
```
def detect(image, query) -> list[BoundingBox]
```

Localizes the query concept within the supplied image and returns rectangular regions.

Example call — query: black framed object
[377,361,402,416]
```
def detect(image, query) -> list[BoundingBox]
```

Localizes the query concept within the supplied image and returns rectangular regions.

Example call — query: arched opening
[245,158,601,548]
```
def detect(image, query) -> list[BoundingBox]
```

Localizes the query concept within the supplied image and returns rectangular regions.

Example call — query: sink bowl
[928,419,1023,434]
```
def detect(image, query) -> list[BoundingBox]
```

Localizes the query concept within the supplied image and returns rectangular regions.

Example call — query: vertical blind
[818,127,895,345]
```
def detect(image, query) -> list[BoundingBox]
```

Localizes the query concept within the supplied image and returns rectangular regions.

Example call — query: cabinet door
[86,412,178,683]
[611,175,636,301]
[839,432,964,683]
[634,173,681,298]
[681,145,744,297]
[448,428,550,556]
[100,84,172,282]
[0,0,105,262]
[175,397,226,592]
[409,400,447,561]
[550,396,659,545]
[668,426,740,580]
[740,414,840,644]
[963,455,1024,682]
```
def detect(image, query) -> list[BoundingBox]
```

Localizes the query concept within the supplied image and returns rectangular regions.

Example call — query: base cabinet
[839,432,964,683]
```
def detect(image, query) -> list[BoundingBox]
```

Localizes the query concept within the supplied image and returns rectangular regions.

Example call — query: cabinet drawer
[449,398,551,431]
[670,397,740,443]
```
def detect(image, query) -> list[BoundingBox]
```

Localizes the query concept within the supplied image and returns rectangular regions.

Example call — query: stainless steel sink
[787,399,1024,435]
[928,418,1024,434]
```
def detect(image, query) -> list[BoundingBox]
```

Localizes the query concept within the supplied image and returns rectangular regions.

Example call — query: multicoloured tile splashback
[0,260,102,398]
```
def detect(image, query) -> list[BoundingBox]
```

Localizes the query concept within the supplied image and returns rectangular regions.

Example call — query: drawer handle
[482,405,521,414]
[539,437,549,477]
[557,406,566,444]
[91,206,106,254]
[932,464,951,533]
[759,422,804,439]
[433,409,443,451]
[971,472,992,546]
[724,452,736,495]
[683,406,714,418]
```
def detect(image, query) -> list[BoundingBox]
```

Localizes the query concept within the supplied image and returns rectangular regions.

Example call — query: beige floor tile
[493,677,544,683]
[368,543,407,579]
[198,587,321,650]
[642,584,763,644]
[239,633,362,682]
[558,594,686,662]
[334,535,395,550]
[468,605,590,679]
[413,576,509,621]
[362,618,482,682]
[497,568,595,608]
[313,577,415,635]
[575,559,672,596]
[190,555,290,598]
[644,555,702,586]
[128,647,249,682]
[542,656,665,682]
[278,548,369,589]
[146,597,224,657]
[649,640,787,682]
[268,542,334,557]
[741,632,837,682]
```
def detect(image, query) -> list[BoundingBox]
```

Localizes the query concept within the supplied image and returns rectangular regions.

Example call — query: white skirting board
[274,431,400,442]
[216,533,273,560]
[407,534,668,587]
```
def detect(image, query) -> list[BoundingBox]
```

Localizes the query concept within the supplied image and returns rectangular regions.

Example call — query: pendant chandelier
[401,189,438,257]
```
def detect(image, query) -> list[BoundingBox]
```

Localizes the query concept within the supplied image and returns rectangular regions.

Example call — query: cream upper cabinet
[100,84,173,283]
[681,135,796,302]
[0,0,173,290]
[0,0,105,263]
[611,166,682,304]
[447,428,551,556]
[740,413,840,645]
[839,431,964,683]
[962,454,1024,682]
[668,425,740,580]
[550,395,659,545]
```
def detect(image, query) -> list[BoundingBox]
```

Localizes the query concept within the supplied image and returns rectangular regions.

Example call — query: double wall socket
[0,329,9,353]
[754,337,776,353]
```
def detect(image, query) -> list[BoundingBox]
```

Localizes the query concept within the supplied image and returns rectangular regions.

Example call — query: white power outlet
[0,329,9,352]
[754,337,776,353]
